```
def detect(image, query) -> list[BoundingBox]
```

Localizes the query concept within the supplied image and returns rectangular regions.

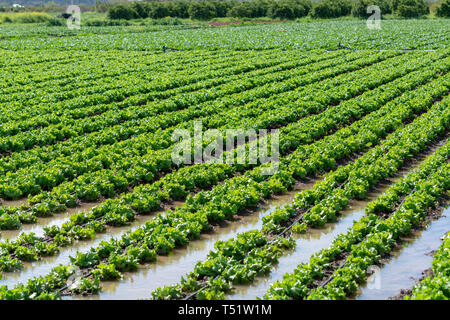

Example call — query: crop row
[0,50,218,100]
[0,50,417,260]
[0,50,358,155]
[0,50,229,92]
[305,161,449,300]
[1,63,447,297]
[0,52,441,235]
[0,50,86,69]
[0,49,298,129]
[0,51,393,202]
[0,50,249,95]
[151,93,450,300]
[405,232,450,300]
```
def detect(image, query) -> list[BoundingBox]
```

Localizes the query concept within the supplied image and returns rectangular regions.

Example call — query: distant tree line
[107,0,312,20]
[107,0,444,20]
[436,0,450,16]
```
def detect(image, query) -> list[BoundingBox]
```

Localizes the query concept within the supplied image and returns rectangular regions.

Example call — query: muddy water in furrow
[0,139,440,294]
[68,140,436,300]
[226,144,438,300]
[1,198,29,207]
[354,206,450,300]
[0,197,186,287]
[228,202,366,299]
[67,181,320,300]
[0,180,311,292]
[0,202,100,241]
[0,213,157,288]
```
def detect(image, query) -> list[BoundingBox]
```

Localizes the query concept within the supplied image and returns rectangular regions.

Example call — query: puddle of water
[64,183,318,300]
[355,206,450,300]
[0,214,156,288]
[0,183,307,291]
[63,153,423,300]
[225,162,422,300]
[1,198,28,207]
[228,202,367,300]
[0,144,433,295]
[0,202,100,241]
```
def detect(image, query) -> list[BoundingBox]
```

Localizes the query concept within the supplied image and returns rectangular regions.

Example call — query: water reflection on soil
[355,206,450,300]
[66,183,314,300]
[229,202,366,299]
[0,214,155,288]
[1,202,100,241]
[68,154,424,300]
[0,146,435,298]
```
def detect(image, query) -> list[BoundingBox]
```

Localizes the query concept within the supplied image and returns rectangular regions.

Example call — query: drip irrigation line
[277,179,348,238]
[58,271,93,294]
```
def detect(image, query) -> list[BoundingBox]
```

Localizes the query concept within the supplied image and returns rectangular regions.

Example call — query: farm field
[0,19,449,50]
[0,19,449,302]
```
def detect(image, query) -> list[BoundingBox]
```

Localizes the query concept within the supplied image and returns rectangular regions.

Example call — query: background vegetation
[0,0,448,24]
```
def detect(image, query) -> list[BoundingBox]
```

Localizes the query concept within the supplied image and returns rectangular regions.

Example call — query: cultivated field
[0,19,448,50]
[0,19,449,301]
